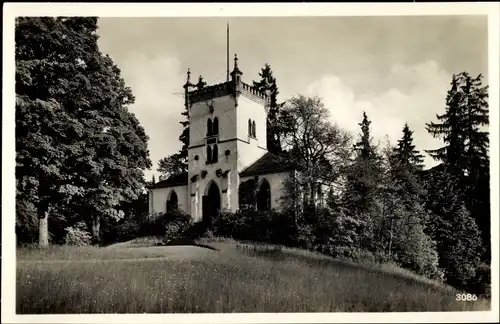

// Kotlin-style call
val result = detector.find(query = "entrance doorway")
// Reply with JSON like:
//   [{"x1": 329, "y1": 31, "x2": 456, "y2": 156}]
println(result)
[{"x1": 202, "y1": 181, "x2": 221, "y2": 226}]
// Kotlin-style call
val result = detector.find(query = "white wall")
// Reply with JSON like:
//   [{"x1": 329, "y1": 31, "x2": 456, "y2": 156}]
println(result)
[
  {"x1": 150, "y1": 184, "x2": 189, "y2": 214},
  {"x1": 235, "y1": 95, "x2": 268, "y2": 171},
  {"x1": 189, "y1": 95, "x2": 237, "y2": 147},
  {"x1": 240, "y1": 171, "x2": 292, "y2": 211}
]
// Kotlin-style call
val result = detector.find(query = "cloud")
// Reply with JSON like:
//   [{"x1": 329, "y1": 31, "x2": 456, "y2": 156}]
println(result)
[
  {"x1": 118, "y1": 53, "x2": 187, "y2": 180},
  {"x1": 305, "y1": 60, "x2": 452, "y2": 168}
]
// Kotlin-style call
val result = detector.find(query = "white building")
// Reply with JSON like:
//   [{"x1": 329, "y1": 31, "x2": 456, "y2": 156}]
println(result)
[{"x1": 147, "y1": 55, "x2": 297, "y2": 224}]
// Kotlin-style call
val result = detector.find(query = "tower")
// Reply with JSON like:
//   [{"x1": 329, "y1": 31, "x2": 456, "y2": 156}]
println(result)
[{"x1": 185, "y1": 55, "x2": 270, "y2": 223}]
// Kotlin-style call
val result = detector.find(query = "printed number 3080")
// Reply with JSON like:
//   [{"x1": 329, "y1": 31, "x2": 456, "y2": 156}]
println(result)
[{"x1": 456, "y1": 294, "x2": 478, "y2": 301}]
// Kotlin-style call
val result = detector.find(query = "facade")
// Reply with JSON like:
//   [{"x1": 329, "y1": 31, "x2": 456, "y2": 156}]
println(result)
[{"x1": 147, "y1": 55, "x2": 296, "y2": 223}]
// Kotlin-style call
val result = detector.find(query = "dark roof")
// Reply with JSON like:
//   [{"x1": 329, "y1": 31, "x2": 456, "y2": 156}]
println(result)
[
  {"x1": 147, "y1": 172, "x2": 188, "y2": 189},
  {"x1": 239, "y1": 152, "x2": 295, "y2": 177}
]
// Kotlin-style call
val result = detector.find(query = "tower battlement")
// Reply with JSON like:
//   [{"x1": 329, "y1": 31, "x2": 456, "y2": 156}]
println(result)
[{"x1": 188, "y1": 81, "x2": 268, "y2": 106}]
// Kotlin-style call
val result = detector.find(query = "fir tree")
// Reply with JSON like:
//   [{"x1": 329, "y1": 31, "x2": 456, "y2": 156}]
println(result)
[
  {"x1": 253, "y1": 63, "x2": 284, "y2": 154},
  {"x1": 342, "y1": 112, "x2": 383, "y2": 251},
  {"x1": 394, "y1": 123, "x2": 424, "y2": 171},
  {"x1": 426, "y1": 72, "x2": 490, "y2": 262},
  {"x1": 390, "y1": 123, "x2": 426, "y2": 207}
]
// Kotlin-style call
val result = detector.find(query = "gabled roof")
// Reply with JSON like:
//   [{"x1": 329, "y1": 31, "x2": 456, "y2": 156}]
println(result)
[
  {"x1": 147, "y1": 172, "x2": 188, "y2": 189},
  {"x1": 239, "y1": 152, "x2": 295, "y2": 177}
]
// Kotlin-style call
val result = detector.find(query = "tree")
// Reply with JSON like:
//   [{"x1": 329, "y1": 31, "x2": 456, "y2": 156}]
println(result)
[
  {"x1": 253, "y1": 64, "x2": 285, "y2": 154},
  {"x1": 390, "y1": 123, "x2": 426, "y2": 207},
  {"x1": 157, "y1": 153, "x2": 188, "y2": 181},
  {"x1": 15, "y1": 17, "x2": 151, "y2": 246},
  {"x1": 280, "y1": 95, "x2": 352, "y2": 207},
  {"x1": 426, "y1": 72, "x2": 490, "y2": 261},
  {"x1": 343, "y1": 112, "x2": 383, "y2": 216},
  {"x1": 341, "y1": 112, "x2": 385, "y2": 252},
  {"x1": 379, "y1": 130, "x2": 440, "y2": 278},
  {"x1": 424, "y1": 169, "x2": 482, "y2": 289},
  {"x1": 156, "y1": 76, "x2": 208, "y2": 180}
]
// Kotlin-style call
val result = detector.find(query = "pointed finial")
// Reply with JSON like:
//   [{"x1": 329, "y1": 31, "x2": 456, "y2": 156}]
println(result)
[
  {"x1": 197, "y1": 75, "x2": 206, "y2": 89},
  {"x1": 184, "y1": 68, "x2": 194, "y2": 89},
  {"x1": 230, "y1": 53, "x2": 242, "y2": 81}
]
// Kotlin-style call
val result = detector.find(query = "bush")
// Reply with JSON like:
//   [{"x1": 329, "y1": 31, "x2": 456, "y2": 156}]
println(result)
[
  {"x1": 468, "y1": 263, "x2": 491, "y2": 298},
  {"x1": 116, "y1": 219, "x2": 141, "y2": 242},
  {"x1": 64, "y1": 222, "x2": 92, "y2": 246},
  {"x1": 211, "y1": 207, "x2": 297, "y2": 245},
  {"x1": 162, "y1": 209, "x2": 192, "y2": 243},
  {"x1": 392, "y1": 221, "x2": 444, "y2": 281},
  {"x1": 211, "y1": 209, "x2": 243, "y2": 238}
]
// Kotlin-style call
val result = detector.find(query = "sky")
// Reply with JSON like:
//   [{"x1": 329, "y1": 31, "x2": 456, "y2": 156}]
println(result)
[{"x1": 95, "y1": 16, "x2": 488, "y2": 181}]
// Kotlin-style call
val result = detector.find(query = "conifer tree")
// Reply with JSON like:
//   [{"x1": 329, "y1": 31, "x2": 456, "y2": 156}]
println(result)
[
  {"x1": 391, "y1": 123, "x2": 426, "y2": 206},
  {"x1": 426, "y1": 72, "x2": 490, "y2": 261},
  {"x1": 380, "y1": 126, "x2": 440, "y2": 278},
  {"x1": 342, "y1": 112, "x2": 383, "y2": 251},
  {"x1": 253, "y1": 63, "x2": 284, "y2": 154}
]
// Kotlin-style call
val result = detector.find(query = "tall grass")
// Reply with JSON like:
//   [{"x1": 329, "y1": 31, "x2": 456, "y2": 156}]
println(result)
[{"x1": 16, "y1": 243, "x2": 489, "y2": 314}]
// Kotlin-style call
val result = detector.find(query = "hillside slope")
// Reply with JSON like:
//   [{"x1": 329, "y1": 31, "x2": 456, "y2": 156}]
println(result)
[{"x1": 16, "y1": 240, "x2": 489, "y2": 313}]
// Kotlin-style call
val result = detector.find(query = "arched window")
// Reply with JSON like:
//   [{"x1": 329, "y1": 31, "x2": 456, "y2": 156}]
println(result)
[
  {"x1": 248, "y1": 119, "x2": 252, "y2": 136},
  {"x1": 252, "y1": 121, "x2": 256, "y2": 137},
  {"x1": 167, "y1": 190, "x2": 178, "y2": 213},
  {"x1": 212, "y1": 144, "x2": 219, "y2": 163},
  {"x1": 213, "y1": 117, "x2": 219, "y2": 135},
  {"x1": 206, "y1": 145, "x2": 212, "y2": 163},
  {"x1": 257, "y1": 179, "x2": 271, "y2": 211},
  {"x1": 207, "y1": 118, "x2": 213, "y2": 136}
]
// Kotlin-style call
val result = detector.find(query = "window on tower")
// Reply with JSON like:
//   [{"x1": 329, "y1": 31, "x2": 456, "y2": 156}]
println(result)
[
  {"x1": 206, "y1": 144, "x2": 218, "y2": 164},
  {"x1": 213, "y1": 117, "x2": 219, "y2": 135},
  {"x1": 212, "y1": 144, "x2": 219, "y2": 163},
  {"x1": 206, "y1": 145, "x2": 212, "y2": 163},
  {"x1": 248, "y1": 119, "x2": 252, "y2": 137},
  {"x1": 207, "y1": 118, "x2": 213, "y2": 136},
  {"x1": 252, "y1": 121, "x2": 256, "y2": 137}
]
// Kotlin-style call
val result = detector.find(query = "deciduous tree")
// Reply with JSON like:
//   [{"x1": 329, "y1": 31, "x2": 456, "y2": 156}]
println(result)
[{"x1": 15, "y1": 17, "x2": 151, "y2": 246}]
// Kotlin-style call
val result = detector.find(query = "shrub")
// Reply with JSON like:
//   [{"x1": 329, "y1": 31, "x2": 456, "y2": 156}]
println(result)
[
  {"x1": 211, "y1": 207, "x2": 297, "y2": 245},
  {"x1": 391, "y1": 220, "x2": 444, "y2": 281},
  {"x1": 140, "y1": 212, "x2": 168, "y2": 237},
  {"x1": 116, "y1": 219, "x2": 141, "y2": 242},
  {"x1": 64, "y1": 222, "x2": 92, "y2": 246},
  {"x1": 211, "y1": 209, "x2": 242, "y2": 238},
  {"x1": 468, "y1": 263, "x2": 491, "y2": 298},
  {"x1": 162, "y1": 209, "x2": 192, "y2": 243}
]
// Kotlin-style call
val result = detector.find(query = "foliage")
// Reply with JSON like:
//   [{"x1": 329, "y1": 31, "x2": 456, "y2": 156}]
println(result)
[
  {"x1": 341, "y1": 112, "x2": 384, "y2": 251},
  {"x1": 115, "y1": 219, "x2": 141, "y2": 243},
  {"x1": 280, "y1": 95, "x2": 352, "y2": 207},
  {"x1": 15, "y1": 17, "x2": 151, "y2": 246},
  {"x1": 162, "y1": 209, "x2": 192, "y2": 243},
  {"x1": 157, "y1": 153, "x2": 188, "y2": 181},
  {"x1": 252, "y1": 63, "x2": 285, "y2": 154},
  {"x1": 425, "y1": 72, "x2": 490, "y2": 262},
  {"x1": 64, "y1": 222, "x2": 92, "y2": 246}
]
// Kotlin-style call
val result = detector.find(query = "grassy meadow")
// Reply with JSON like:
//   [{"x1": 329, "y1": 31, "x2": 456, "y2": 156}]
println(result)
[{"x1": 16, "y1": 237, "x2": 490, "y2": 313}]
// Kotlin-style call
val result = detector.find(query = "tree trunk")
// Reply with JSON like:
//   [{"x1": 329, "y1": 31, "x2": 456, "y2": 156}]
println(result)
[
  {"x1": 38, "y1": 207, "x2": 50, "y2": 248},
  {"x1": 388, "y1": 218, "x2": 394, "y2": 262},
  {"x1": 92, "y1": 215, "x2": 101, "y2": 246}
]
